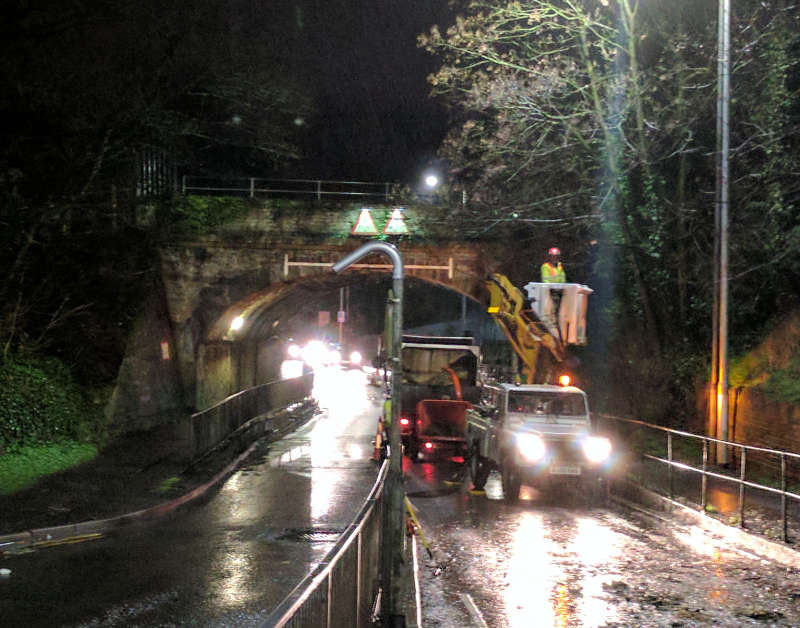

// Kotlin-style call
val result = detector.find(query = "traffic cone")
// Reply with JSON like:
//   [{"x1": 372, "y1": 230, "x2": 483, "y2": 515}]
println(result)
[{"x1": 372, "y1": 422, "x2": 384, "y2": 461}]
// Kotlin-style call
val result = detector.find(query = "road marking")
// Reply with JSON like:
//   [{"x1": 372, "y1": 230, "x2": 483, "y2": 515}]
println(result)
[
  {"x1": 412, "y1": 536, "x2": 423, "y2": 627},
  {"x1": 459, "y1": 592, "x2": 489, "y2": 628}
]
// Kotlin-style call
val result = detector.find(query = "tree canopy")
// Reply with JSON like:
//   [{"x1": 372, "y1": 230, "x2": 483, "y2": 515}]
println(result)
[
  {"x1": 0, "y1": 0, "x2": 313, "y2": 374},
  {"x1": 420, "y1": 0, "x2": 800, "y2": 350}
]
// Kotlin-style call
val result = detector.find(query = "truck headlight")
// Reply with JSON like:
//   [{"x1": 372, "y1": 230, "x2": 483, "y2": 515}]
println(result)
[
  {"x1": 583, "y1": 436, "x2": 612, "y2": 463},
  {"x1": 517, "y1": 433, "x2": 546, "y2": 463}
]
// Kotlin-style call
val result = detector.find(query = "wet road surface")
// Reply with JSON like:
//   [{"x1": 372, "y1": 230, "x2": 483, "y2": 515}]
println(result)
[
  {"x1": 0, "y1": 368, "x2": 381, "y2": 627},
  {"x1": 406, "y1": 461, "x2": 800, "y2": 627}
]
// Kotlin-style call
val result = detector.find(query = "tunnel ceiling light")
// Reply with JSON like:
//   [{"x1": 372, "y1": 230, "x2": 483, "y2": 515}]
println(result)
[
  {"x1": 383, "y1": 207, "x2": 409, "y2": 235},
  {"x1": 351, "y1": 208, "x2": 379, "y2": 236},
  {"x1": 230, "y1": 315, "x2": 245, "y2": 332}
]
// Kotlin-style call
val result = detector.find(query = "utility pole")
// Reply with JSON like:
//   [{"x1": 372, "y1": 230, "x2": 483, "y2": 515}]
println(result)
[
  {"x1": 332, "y1": 241, "x2": 405, "y2": 626},
  {"x1": 712, "y1": 0, "x2": 731, "y2": 464}
]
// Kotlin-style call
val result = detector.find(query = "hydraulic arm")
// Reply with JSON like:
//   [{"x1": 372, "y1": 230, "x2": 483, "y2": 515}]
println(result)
[{"x1": 485, "y1": 273, "x2": 565, "y2": 384}]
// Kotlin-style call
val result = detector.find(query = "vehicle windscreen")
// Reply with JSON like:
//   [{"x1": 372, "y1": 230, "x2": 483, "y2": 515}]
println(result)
[{"x1": 507, "y1": 391, "x2": 586, "y2": 417}]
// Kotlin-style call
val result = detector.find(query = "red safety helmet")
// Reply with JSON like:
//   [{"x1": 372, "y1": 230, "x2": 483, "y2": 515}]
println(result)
[{"x1": 548, "y1": 247, "x2": 561, "y2": 257}]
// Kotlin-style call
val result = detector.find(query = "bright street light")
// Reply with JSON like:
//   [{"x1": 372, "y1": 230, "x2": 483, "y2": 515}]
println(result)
[
  {"x1": 230, "y1": 315, "x2": 244, "y2": 332},
  {"x1": 424, "y1": 173, "x2": 439, "y2": 188}
]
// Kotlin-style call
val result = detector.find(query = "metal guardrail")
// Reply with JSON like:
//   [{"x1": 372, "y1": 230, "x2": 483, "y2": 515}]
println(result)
[
  {"x1": 190, "y1": 372, "x2": 314, "y2": 458},
  {"x1": 598, "y1": 413, "x2": 800, "y2": 543},
  {"x1": 182, "y1": 176, "x2": 397, "y2": 201},
  {"x1": 262, "y1": 460, "x2": 389, "y2": 627}
]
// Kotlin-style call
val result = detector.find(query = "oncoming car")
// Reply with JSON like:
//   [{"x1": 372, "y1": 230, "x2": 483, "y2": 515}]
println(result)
[
  {"x1": 339, "y1": 347, "x2": 364, "y2": 370},
  {"x1": 465, "y1": 381, "x2": 613, "y2": 502}
]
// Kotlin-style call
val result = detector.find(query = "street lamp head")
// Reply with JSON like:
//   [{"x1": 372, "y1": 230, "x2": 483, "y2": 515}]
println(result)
[{"x1": 424, "y1": 174, "x2": 439, "y2": 189}]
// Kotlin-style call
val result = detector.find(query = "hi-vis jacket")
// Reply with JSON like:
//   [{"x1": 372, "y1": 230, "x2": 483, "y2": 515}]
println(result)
[{"x1": 541, "y1": 261, "x2": 566, "y2": 283}]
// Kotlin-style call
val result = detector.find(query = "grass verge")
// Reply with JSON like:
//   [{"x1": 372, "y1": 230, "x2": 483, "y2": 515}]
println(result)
[{"x1": 0, "y1": 441, "x2": 98, "y2": 495}]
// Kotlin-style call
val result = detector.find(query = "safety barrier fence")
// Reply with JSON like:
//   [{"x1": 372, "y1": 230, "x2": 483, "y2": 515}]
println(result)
[
  {"x1": 597, "y1": 413, "x2": 800, "y2": 543},
  {"x1": 190, "y1": 372, "x2": 314, "y2": 459},
  {"x1": 262, "y1": 460, "x2": 388, "y2": 627},
  {"x1": 182, "y1": 176, "x2": 397, "y2": 201}
]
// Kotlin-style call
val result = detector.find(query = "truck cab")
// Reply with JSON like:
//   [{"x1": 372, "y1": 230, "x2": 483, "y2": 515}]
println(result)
[{"x1": 465, "y1": 381, "x2": 612, "y2": 501}]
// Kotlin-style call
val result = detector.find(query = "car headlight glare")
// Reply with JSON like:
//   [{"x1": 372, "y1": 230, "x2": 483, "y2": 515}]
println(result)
[
  {"x1": 350, "y1": 350, "x2": 362, "y2": 365},
  {"x1": 583, "y1": 436, "x2": 612, "y2": 463},
  {"x1": 517, "y1": 433, "x2": 546, "y2": 462}
]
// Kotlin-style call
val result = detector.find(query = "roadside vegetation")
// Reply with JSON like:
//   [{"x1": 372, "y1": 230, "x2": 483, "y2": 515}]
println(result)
[
  {"x1": 0, "y1": 0, "x2": 798, "y2": 495},
  {"x1": 419, "y1": 0, "x2": 800, "y2": 424},
  {"x1": 0, "y1": 442, "x2": 98, "y2": 495},
  {"x1": 0, "y1": 3, "x2": 313, "y2": 491},
  {"x1": 0, "y1": 356, "x2": 106, "y2": 494}
]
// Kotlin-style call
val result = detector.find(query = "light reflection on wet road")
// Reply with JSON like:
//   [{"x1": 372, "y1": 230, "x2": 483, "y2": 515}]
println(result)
[
  {"x1": 406, "y1": 461, "x2": 800, "y2": 627},
  {"x1": 0, "y1": 368, "x2": 381, "y2": 627}
]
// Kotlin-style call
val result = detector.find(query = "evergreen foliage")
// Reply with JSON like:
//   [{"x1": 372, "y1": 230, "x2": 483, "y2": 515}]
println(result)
[
  {"x1": 420, "y1": 0, "x2": 800, "y2": 421},
  {"x1": 761, "y1": 357, "x2": 800, "y2": 404},
  {"x1": 0, "y1": 356, "x2": 105, "y2": 451},
  {"x1": 168, "y1": 196, "x2": 255, "y2": 233}
]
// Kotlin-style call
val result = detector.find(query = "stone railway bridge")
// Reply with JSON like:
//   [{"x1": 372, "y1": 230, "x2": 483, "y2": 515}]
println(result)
[{"x1": 109, "y1": 199, "x2": 518, "y2": 432}]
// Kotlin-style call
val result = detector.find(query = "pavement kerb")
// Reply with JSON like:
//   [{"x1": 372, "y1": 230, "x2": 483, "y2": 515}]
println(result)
[
  {"x1": 610, "y1": 478, "x2": 800, "y2": 568},
  {"x1": 0, "y1": 399, "x2": 318, "y2": 554}
]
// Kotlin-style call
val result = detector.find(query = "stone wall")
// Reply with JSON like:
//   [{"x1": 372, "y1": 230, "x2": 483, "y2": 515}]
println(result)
[
  {"x1": 108, "y1": 198, "x2": 510, "y2": 429},
  {"x1": 697, "y1": 311, "x2": 800, "y2": 474},
  {"x1": 105, "y1": 283, "x2": 185, "y2": 433},
  {"x1": 730, "y1": 388, "x2": 800, "y2": 454}
]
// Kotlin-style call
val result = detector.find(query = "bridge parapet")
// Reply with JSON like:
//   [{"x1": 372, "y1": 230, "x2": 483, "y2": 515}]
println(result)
[{"x1": 110, "y1": 197, "x2": 509, "y2": 426}]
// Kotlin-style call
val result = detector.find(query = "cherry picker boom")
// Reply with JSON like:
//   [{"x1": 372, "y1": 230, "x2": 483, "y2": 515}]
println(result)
[
  {"x1": 485, "y1": 273, "x2": 592, "y2": 384},
  {"x1": 467, "y1": 273, "x2": 610, "y2": 502}
]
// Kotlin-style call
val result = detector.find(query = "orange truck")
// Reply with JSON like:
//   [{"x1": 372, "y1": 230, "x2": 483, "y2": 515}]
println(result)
[{"x1": 396, "y1": 335, "x2": 481, "y2": 461}]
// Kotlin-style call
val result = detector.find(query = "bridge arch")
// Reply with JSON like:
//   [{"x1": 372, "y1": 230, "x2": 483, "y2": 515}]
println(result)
[
  {"x1": 192, "y1": 264, "x2": 495, "y2": 410},
  {"x1": 109, "y1": 200, "x2": 523, "y2": 430}
]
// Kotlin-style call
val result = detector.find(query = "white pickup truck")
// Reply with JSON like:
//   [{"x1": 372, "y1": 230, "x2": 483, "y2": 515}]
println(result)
[{"x1": 465, "y1": 381, "x2": 612, "y2": 502}]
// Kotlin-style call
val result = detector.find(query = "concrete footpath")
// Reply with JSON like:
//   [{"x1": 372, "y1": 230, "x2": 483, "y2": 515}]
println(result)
[
  {"x1": 0, "y1": 399, "x2": 318, "y2": 553},
  {"x1": 611, "y1": 478, "x2": 800, "y2": 568}
]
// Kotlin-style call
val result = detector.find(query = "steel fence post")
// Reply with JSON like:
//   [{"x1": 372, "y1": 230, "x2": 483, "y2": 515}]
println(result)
[
  {"x1": 356, "y1": 530, "x2": 362, "y2": 628},
  {"x1": 781, "y1": 453, "x2": 788, "y2": 543},
  {"x1": 326, "y1": 570, "x2": 332, "y2": 628},
  {"x1": 332, "y1": 242, "x2": 405, "y2": 626},
  {"x1": 667, "y1": 432, "x2": 673, "y2": 502},
  {"x1": 738, "y1": 448, "x2": 746, "y2": 528},
  {"x1": 701, "y1": 439, "x2": 708, "y2": 511}
]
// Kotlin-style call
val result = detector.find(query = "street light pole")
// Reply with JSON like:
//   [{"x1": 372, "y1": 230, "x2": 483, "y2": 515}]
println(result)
[
  {"x1": 713, "y1": 0, "x2": 731, "y2": 463},
  {"x1": 332, "y1": 241, "x2": 405, "y2": 626}
]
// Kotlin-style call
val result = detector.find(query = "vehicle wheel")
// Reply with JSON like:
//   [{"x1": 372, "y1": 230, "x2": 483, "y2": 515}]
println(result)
[
  {"x1": 502, "y1": 463, "x2": 521, "y2": 503},
  {"x1": 405, "y1": 439, "x2": 419, "y2": 462},
  {"x1": 469, "y1": 445, "x2": 490, "y2": 490}
]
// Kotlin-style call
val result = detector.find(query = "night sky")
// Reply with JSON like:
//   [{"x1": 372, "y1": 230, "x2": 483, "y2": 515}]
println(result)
[{"x1": 284, "y1": 0, "x2": 456, "y2": 182}]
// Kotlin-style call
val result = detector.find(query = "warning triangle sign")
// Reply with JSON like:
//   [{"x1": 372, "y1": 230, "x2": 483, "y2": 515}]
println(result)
[
  {"x1": 383, "y1": 208, "x2": 409, "y2": 235},
  {"x1": 350, "y1": 208, "x2": 379, "y2": 236}
]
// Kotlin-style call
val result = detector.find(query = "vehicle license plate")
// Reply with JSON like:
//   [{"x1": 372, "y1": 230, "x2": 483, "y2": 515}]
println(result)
[{"x1": 549, "y1": 465, "x2": 581, "y2": 475}]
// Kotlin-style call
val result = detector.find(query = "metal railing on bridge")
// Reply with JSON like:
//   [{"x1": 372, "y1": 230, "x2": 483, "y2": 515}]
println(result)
[
  {"x1": 597, "y1": 413, "x2": 800, "y2": 544},
  {"x1": 182, "y1": 176, "x2": 398, "y2": 202},
  {"x1": 262, "y1": 460, "x2": 388, "y2": 627}
]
